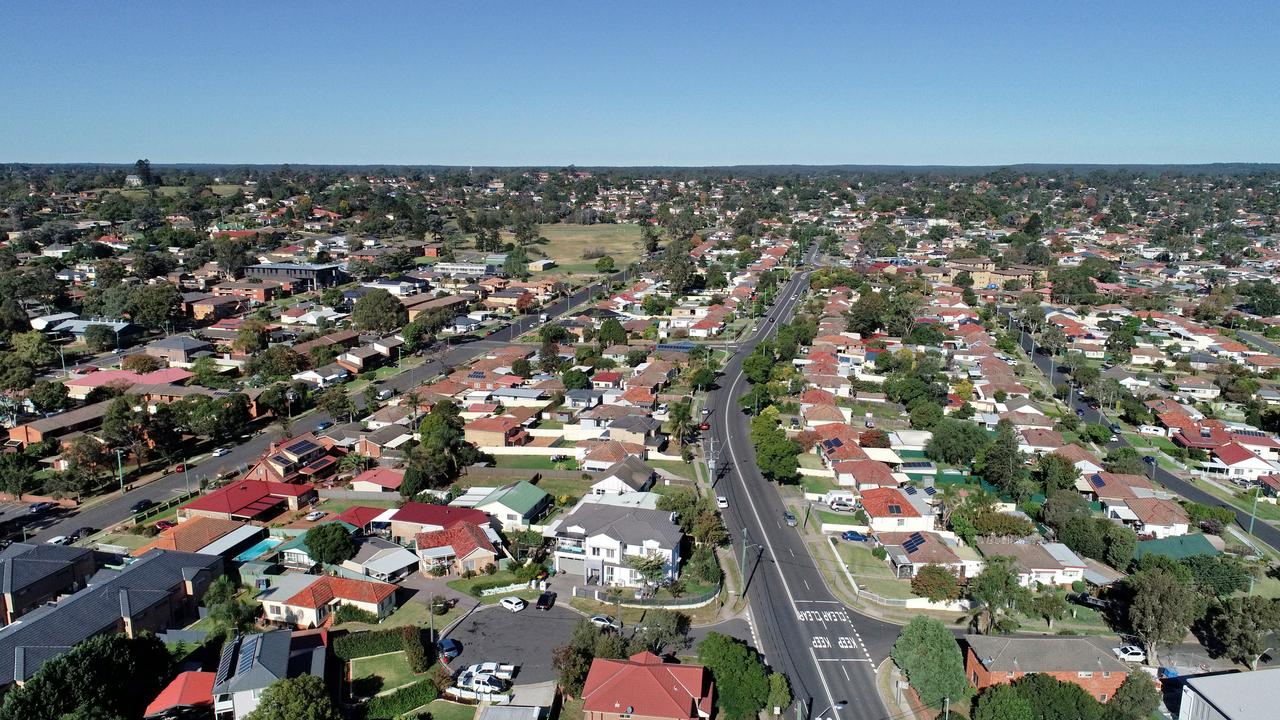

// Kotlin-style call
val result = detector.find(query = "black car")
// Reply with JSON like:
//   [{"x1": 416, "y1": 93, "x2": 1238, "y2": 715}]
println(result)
[
  {"x1": 129, "y1": 499, "x2": 155, "y2": 514},
  {"x1": 436, "y1": 638, "x2": 462, "y2": 661},
  {"x1": 536, "y1": 591, "x2": 557, "y2": 610},
  {"x1": 71, "y1": 526, "x2": 96, "y2": 541},
  {"x1": 1068, "y1": 592, "x2": 1111, "y2": 612},
  {"x1": 28, "y1": 502, "x2": 55, "y2": 514},
  {"x1": 1142, "y1": 455, "x2": 1156, "y2": 465}
]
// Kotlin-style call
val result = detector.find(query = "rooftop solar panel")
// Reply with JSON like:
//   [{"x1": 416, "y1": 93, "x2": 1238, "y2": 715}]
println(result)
[
  {"x1": 924, "y1": 487, "x2": 937, "y2": 495},
  {"x1": 284, "y1": 439, "x2": 318, "y2": 455}
]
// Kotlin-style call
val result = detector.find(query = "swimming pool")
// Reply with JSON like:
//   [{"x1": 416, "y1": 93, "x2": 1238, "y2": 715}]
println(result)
[{"x1": 233, "y1": 537, "x2": 283, "y2": 563}]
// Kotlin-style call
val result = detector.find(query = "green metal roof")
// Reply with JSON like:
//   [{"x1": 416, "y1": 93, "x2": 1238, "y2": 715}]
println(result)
[
  {"x1": 480, "y1": 480, "x2": 550, "y2": 516},
  {"x1": 1133, "y1": 533, "x2": 1219, "y2": 561}
]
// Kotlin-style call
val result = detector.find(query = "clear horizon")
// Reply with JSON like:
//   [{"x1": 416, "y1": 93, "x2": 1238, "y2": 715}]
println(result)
[{"x1": 4, "y1": 1, "x2": 1277, "y2": 166}]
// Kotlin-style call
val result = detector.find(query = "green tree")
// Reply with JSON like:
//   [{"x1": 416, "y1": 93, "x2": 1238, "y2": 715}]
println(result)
[
  {"x1": 1103, "y1": 447, "x2": 1146, "y2": 476},
  {"x1": 925, "y1": 418, "x2": 991, "y2": 467},
  {"x1": 84, "y1": 324, "x2": 118, "y2": 351},
  {"x1": 1036, "y1": 453, "x2": 1079, "y2": 492},
  {"x1": 1183, "y1": 554, "x2": 1251, "y2": 596},
  {"x1": 1206, "y1": 596, "x2": 1280, "y2": 668},
  {"x1": 244, "y1": 674, "x2": 340, "y2": 720},
  {"x1": 303, "y1": 523, "x2": 356, "y2": 565},
  {"x1": 978, "y1": 419, "x2": 1029, "y2": 498},
  {"x1": 909, "y1": 401, "x2": 944, "y2": 430},
  {"x1": 1106, "y1": 671, "x2": 1161, "y2": 720},
  {"x1": 1013, "y1": 673, "x2": 1102, "y2": 720},
  {"x1": 766, "y1": 673, "x2": 792, "y2": 715},
  {"x1": 628, "y1": 609, "x2": 691, "y2": 655},
  {"x1": 595, "y1": 256, "x2": 616, "y2": 273},
  {"x1": 966, "y1": 555, "x2": 1026, "y2": 634},
  {"x1": 203, "y1": 576, "x2": 258, "y2": 640},
  {"x1": 1126, "y1": 568, "x2": 1196, "y2": 666},
  {"x1": 130, "y1": 282, "x2": 182, "y2": 329},
  {"x1": 0, "y1": 633, "x2": 172, "y2": 720},
  {"x1": 562, "y1": 368, "x2": 590, "y2": 390},
  {"x1": 315, "y1": 386, "x2": 354, "y2": 422},
  {"x1": 351, "y1": 289, "x2": 407, "y2": 332},
  {"x1": 597, "y1": 318, "x2": 627, "y2": 346},
  {"x1": 972, "y1": 684, "x2": 1033, "y2": 720},
  {"x1": 11, "y1": 331, "x2": 57, "y2": 367},
  {"x1": 668, "y1": 399, "x2": 694, "y2": 446},
  {"x1": 697, "y1": 633, "x2": 769, "y2": 720},
  {"x1": 248, "y1": 346, "x2": 307, "y2": 379},
  {"x1": 1030, "y1": 591, "x2": 1069, "y2": 629},
  {"x1": 234, "y1": 316, "x2": 271, "y2": 353},
  {"x1": 890, "y1": 617, "x2": 970, "y2": 709},
  {"x1": 911, "y1": 564, "x2": 961, "y2": 602},
  {"x1": 28, "y1": 380, "x2": 70, "y2": 413}
]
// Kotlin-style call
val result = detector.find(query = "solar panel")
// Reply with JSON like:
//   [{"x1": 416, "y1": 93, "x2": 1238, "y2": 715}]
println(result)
[
  {"x1": 285, "y1": 439, "x2": 318, "y2": 455},
  {"x1": 1092, "y1": 474, "x2": 1107, "y2": 488},
  {"x1": 904, "y1": 486, "x2": 918, "y2": 495},
  {"x1": 924, "y1": 487, "x2": 937, "y2": 496},
  {"x1": 237, "y1": 634, "x2": 260, "y2": 675},
  {"x1": 1235, "y1": 429, "x2": 1266, "y2": 438},
  {"x1": 908, "y1": 532, "x2": 925, "y2": 544},
  {"x1": 468, "y1": 370, "x2": 486, "y2": 379}
]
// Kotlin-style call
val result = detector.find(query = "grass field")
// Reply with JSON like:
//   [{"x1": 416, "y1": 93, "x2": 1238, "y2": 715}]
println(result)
[
  {"x1": 497, "y1": 224, "x2": 643, "y2": 274},
  {"x1": 105, "y1": 184, "x2": 243, "y2": 200},
  {"x1": 350, "y1": 651, "x2": 418, "y2": 696},
  {"x1": 838, "y1": 542, "x2": 915, "y2": 599},
  {"x1": 530, "y1": 474, "x2": 594, "y2": 500},
  {"x1": 494, "y1": 455, "x2": 579, "y2": 471},
  {"x1": 424, "y1": 701, "x2": 476, "y2": 720}
]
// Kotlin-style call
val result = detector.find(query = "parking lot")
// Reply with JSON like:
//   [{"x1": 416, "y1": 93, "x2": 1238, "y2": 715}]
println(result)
[{"x1": 441, "y1": 602, "x2": 580, "y2": 684}]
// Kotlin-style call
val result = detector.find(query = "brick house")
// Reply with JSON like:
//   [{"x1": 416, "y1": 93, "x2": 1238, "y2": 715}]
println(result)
[
  {"x1": 581, "y1": 651, "x2": 714, "y2": 720},
  {"x1": 964, "y1": 636, "x2": 1129, "y2": 703},
  {"x1": 463, "y1": 416, "x2": 530, "y2": 447},
  {"x1": 415, "y1": 520, "x2": 498, "y2": 575}
]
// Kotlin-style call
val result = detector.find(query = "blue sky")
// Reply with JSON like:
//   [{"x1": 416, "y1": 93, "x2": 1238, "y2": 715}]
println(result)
[{"x1": 2, "y1": 1, "x2": 1277, "y2": 165}]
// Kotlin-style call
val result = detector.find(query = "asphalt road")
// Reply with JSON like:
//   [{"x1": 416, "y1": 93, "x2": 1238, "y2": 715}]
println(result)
[
  {"x1": 27, "y1": 275, "x2": 619, "y2": 544},
  {"x1": 1237, "y1": 329, "x2": 1280, "y2": 357},
  {"x1": 709, "y1": 251, "x2": 901, "y2": 720},
  {"x1": 1002, "y1": 310, "x2": 1280, "y2": 554}
]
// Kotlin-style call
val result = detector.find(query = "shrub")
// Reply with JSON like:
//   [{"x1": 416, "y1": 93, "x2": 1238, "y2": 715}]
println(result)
[
  {"x1": 333, "y1": 604, "x2": 381, "y2": 626},
  {"x1": 365, "y1": 680, "x2": 439, "y2": 720},
  {"x1": 483, "y1": 562, "x2": 497, "y2": 575},
  {"x1": 461, "y1": 569, "x2": 476, "y2": 580},
  {"x1": 334, "y1": 628, "x2": 405, "y2": 660},
  {"x1": 513, "y1": 562, "x2": 546, "y2": 583},
  {"x1": 429, "y1": 564, "x2": 447, "y2": 577},
  {"x1": 430, "y1": 594, "x2": 450, "y2": 616},
  {"x1": 401, "y1": 626, "x2": 430, "y2": 673},
  {"x1": 872, "y1": 546, "x2": 887, "y2": 560}
]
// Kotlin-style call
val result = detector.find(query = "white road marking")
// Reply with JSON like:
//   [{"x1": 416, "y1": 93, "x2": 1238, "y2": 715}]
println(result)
[{"x1": 803, "y1": 579, "x2": 810, "y2": 590}]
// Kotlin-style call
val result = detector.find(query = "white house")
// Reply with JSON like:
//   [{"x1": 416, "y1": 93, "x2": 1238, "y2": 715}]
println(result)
[
  {"x1": 1202, "y1": 443, "x2": 1280, "y2": 483},
  {"x1": 860, "y1": 488, "x2": 935, "y2": 533},
  {"x1": 212, "y1": 632, "x2": 326, "y2": 720},
  {"x1": 589, "y1": 456, "x2": 656, "y2": 495},
  {"x1": 257, "y1": 574, "x2": 397, "y2": 628},
  {"x1": 546, "y1": 504, "x2": 682, "y2": 588},
  {"x1": 1124, "y1": 498, "x2": 1190, "y2": 539},
  {"x1": 976, "y1": 541, "x2": 1085, "y2": 588}
]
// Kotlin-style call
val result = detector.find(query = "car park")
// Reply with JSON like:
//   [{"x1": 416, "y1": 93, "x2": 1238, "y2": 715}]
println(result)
[
  {"x1": 717, "y1": 496, "x2": 729, "y2": 509},
  {"x1": 840, "y1": 530, "x2": 868, "y2": 542},
  {"x1": 783, "y1": 511, "x2": 798, "y2": 527},
  {"x1": 590, "y1": 615, "x2": 622, "y2": 631},
  {"x1": 1113, "y1": 645, "x2": 1146, "y2": 663},
  {"x1": 304, "y1": 510, "x2": 326, "y2": 522},
  {"x1": 500, "y1": 597, "x2": 526, "y2": 613},
  {"x1": 536, "y1": 591, "x2": 556, "y2": 610},
  {"x1": 129, "y1": 499, "x2": 155, "y2": 514}
]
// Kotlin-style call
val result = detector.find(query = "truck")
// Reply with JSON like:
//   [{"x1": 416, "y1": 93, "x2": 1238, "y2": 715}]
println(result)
[
  {"x1": 461, "y1": 662, "x2": 516, "y2": 680},
  {"x1": 538, "y1": 312, "x2": 549, "y2": 323}
]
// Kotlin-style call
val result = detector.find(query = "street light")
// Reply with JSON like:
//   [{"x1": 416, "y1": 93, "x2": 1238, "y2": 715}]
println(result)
[
  {"x1": 814, "y1": 700, "x2": 847, "y2": 720},
  {"x1": 115, "y1": 448, "x2": 126, "y2": 493}
]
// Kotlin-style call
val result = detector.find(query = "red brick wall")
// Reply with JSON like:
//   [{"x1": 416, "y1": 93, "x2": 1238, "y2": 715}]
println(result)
[{"x1": 964, "y1": 648, "x2": 1127, "y2": 702}]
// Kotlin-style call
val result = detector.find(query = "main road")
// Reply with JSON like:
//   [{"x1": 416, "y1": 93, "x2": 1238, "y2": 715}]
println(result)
[
  {"x1": 1003, "y1": 310, "x2": 1280, "y2": 553},
  {"x1": 708, "y1": 251, "x2": 901, "y2": 720},
  {"x1": 27, "y1": 274, "x2": 621, "y2": 543}
]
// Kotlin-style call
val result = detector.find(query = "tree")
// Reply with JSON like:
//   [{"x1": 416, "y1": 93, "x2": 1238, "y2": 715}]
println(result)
[
  {"x1": 554, "y1": 620, "x2": 628, "y2": 695},
  {"x1": 315, "y1": 386, "x2": 354, "y2": 422},
  {"x1": 597, "y1": 318, "x2": 627, "y2": 346},
  {"x1": 925, "y1": 418, "x2": 991, "y2": 467},
  {"x1": 766, "y1": 673, "x2": 791, "y2": 715},
  {"x1": 562, "y1": 368, "x2": 590, "y2": 391},
  {"x1": 1101, "y1": 522, "x2": 1136, "y2": 569},
  {"x1": 303, "y1": 523, "x2": 356, "y2": 565},
  {"x1": 911, "y1": 564, "x2": 960, "y2": 602},
  {"x1": 1206, "y1": 597, "x2": 1280, "y2": 670},
  {"x1": 966, "y1": 556, "x2": 1026, "y2": 634},
  {"x1": 595, "y1": 256, "x2": 616, "y2": 273},
  {"x1": 1103, "y1": 447, "x2": 1146, "y2": 476},
  {"x1": 244, "y1": 675, "x2": 340, "y2": 720},
  {"x1": 909, "y1": 401, "x2": 944, "y2": 430},
  {"x1": 351, "y1": 289, "x2": 407, "y2": 332},
  {"x1": 1042, "y1": 489, "x2": 1090, "y2": 530},
  {"x1": 121, "y1": 353, "x2": 163, "y2": 373},
  {"x1": 624, "y1": 553, "x2": 667, "y2": 586},
  {"x1": 1183, "y1": 554, "x2": 1251, "y2": 596},
  {"x1": 1107, "y1": 671, "x2": 1161, "y2": 720},
  {"x1": 668, "y1": 400, "x2": 694, "y2": 446},
  {"x1": 204, "y1": 576, "x2": 257, "y2": 640},
  {"x1": 972, "y1": 684, "x2": 1033, "y2": 720},
  {"x1": 978, "y1": 419, "x2": 1028, "y2": 497},
  {"x1": 1030, "y1": 592, "x2": 1069, "y2": 629},
  {"x1": 0, "y1": 633, "x2": 172, "y2": 720},
  {"x1": 1037, "y1": 453, "x2": 1079, "y2": 492},
  {"x1": 84, "y1": 324, "x2": 118, "y2": 351},
  {"x1": 1011, "y1": 673, "x2": 1102, "y2": 720},
  {"x1": 698, "y1": 633, "x2": 769, "y2": 720},
  {"x1": 689, "y1": 367, "x2": 716, "y2": 392},
  {"x1": 11, "y1": 331, "x2": 57, "y2": 367},
  {"x1": 130, "y1": 282, "x2": 181, "y2": 329},
  {"x1": 845, "y1": 291, "x2": 888, "y2": 336},
  {"x1": 28, "y1": 380, "x2": 70, "y2": 413},
  {"x1": 1126, "y1": 568, "x2": 1196, "y2": 666},
  {"x1": 235, "y1": 316, "x2": 271, "y2": 353},
  {"x1": 890, "y1": 617, "x2": 970, "y2": 709},
  {"x1": 628, "y1": 609, "x2": 691, "y2": 655}
]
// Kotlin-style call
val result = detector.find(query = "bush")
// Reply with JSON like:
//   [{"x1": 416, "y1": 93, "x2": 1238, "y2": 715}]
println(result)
[
  {"x1": 513, "y1": 562, "x2": 546, "y2": 583},
  {"x1": 461, "y1": 569, "x2": 476, "y2": 579},
  {"x1": 872, "y1": 546, "x2": 887, "y2": 560},
  {"x1": 334, "y1": 628, "x2": 405, "y2": 660},
  {"x1": 429, "y1": 564, "x2": 447, "y2": 577},
  {"x1": 333, "y1": 604, "x2": 381, "y2": 626},
  {"x1": 483, "y1": 563, "x2": 497, "y2": 575},
  {"x1": 365, "y1": 680, "x2": 439, "y2": 720},
  {"x1": 430, "y1": 595, "x2": 450, "y2": 616},
  {"x1": 401, "y1": 627, "x2": 430, "y2": 673}
]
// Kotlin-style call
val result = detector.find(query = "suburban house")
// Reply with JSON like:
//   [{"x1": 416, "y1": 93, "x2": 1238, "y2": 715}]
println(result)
[
  {"x1": 964, "y1": 635, "x2": 1129, "y2": 703},
  {"x1": 241, "y1": 434, "x2": 342, "y2": 484},
  {"x1": 590, "y1": 456, "x2": 657, "y2": 495},
  {"x1": 349, "y1": 467, "x2": 405, "y2": 493},
  {"x1": 976, "y1": 541, "x2": 1086, "y2": 587},
  {"x1": 211, "y1": 630, "x2": 328, "y2": 720},
  {"x1": 278, "y1": 523, "x2": 357, "y2": 570},
  {"x1": 471, "y1": 481, "x2": 553, "y2": 530},
  {"x1": 875, "y1": 531, "x2": 984, "y2": 580},
  {"x1": 580, "y1": 651, "x2": 715, "y2": 720},
  {"x1": 388, "y1": 503, "x2": 491, "y2": 545},
  {"x1": 463, "y1": 416, "x2": 531, "y2": 447},
  {"x1": 1178, "y1": 665, "x2": 1280, "y2": 720},
  {"x1": 1201, "y1": 443, "x2": 1279, "y2": 483},
  {"x1": 0, "y1": 543, "x2": 97, "y2": 626},
  {"x1": 144, "y1": 335, "x2": 213, "y2": 366},
  {"x1": 340, "y1": 537, "x2": 421, "y2": 583},
  {"x1": 145, "y1": 670, "x2": 215, "y2": 719},
  {"x1": 548, "y1": 504, "x2": 682, "y2": 587},
  {"x1": 859, "y1": 487, "x2": 935, "y2": 533},
  {"x1": 180, "y1": 480, "x2": 317, "y2": 523},
  {"x1": 1122, "y1": 497, "x2": 1190, "y2": 538},
  {"x1": 415, "y1": 521, "x2": 499, "y2": 575},
  {"x1": 258, "y1": 574, "x2": 397, "y2": 628},
  {"x1": 7, "y1": 399, "x2": 111, "y2": 446}
]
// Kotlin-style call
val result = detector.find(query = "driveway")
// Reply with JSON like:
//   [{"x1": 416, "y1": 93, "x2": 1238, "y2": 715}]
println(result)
[{"x1": 441, "y1": 603, "x2": 580, "y2": 684}]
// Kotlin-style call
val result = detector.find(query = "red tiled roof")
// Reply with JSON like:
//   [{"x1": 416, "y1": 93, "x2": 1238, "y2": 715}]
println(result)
[
  {"x1": 351, "y1": 467, "x2": 404, "y2": 490},
  {"x1": 144, "y1": 671, "x2": 215, "y2": 716},
  {"x1": 335, "y1": 505, "x2": 388, "y2": 530},
  {"x1": 582, "y1": 651, "x2": 714, "y2": 720},
  {"x1": 285, "y1": 575, "x2": 397, "y2": 610},
  {"x1": 391, "y1": 502, "x2": 487, "y2": 529},
  {"x1": 860, "y1": 488, "x2": 919, "y2": 518},
  {"x1": 1213, "y1": 442, "x2": 1260, "y2": 466},
  {"x1": 182, "y1": 480, "x2": 313, "y2": 517},
  {"x1": 416, "y1": 520, "x2": 495, "y2": 560}
]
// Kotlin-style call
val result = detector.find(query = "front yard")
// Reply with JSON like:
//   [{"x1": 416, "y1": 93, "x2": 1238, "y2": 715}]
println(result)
[
  {"x1": 350, "y1": 651, "x2": 419, "y2": 696},
  {"x1": 837, "y1": 541, "x2": 915, "y2": 600}
]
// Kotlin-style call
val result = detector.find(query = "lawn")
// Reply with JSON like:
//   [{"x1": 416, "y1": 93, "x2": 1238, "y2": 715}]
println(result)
[
  {"x1": 1244, "y1": 574, "x2": 1280, "y2": 599},
  {"x1": 350, "y1": 651, "x2": 419, "y2": 697},
  {"x1": 424, "y1": 700, "x2": 476, "y2": 720},
  {"x1": 797, "y1": 453, "x2": 827, "y2": 471},
  {"x1": 445, "y1": 569, "x2": 541, "y2": 604},
  {"x1": 568, "y1": 594, "x2": 724, "y2": 626},
  {"x1": 530, "y1": 474, "x2": 594, "y2": 500},
  {"x1": 314, "y1": 497, "x2": 402, "y2": 516},
  {"x1": 498, "y1": 224, "x2": 643, "y2": 275},
  {"x1": 495, "y1": 455, "x2": 579, "y2": 471},
  {"x1": 556, "y1": 697, "x2": 585, "y2": 720},
  {"x1": 838, "y1": 542, "x2": 914, "y2": 600},
  {"x1": 1189, "y1": 478, "x2": 1280, "y2": 523},
  {"x1": 650, "y1": 459, "x2": 698, "y2": 482},
  {"x1": 799, "y1": 474, "x2": 839, "y2": 495}
]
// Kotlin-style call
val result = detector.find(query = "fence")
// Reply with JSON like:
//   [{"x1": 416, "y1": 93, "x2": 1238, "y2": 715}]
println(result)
[
  {"x1": 319, "y1": 488, "x2": 405, "y2": 501},
  {"x1": 571, "y1": 583, "x2": 721, "y2": 609},
  {"x1": 480, "y1": 582, "x2": 531, "y2": 597}
]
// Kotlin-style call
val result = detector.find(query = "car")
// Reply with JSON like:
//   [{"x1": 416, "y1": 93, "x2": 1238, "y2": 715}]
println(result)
[
  {"x1": 717, "y1": 496, "x2": 729, "y2": 509},
  {"x1": 1068, "y1": 593, "x2": 1111, "y2": 612},
  {"x1": 535, "y1": 591, "x2": 556, "y2": 610},
  {"x1": 500, "y1": 597, "x2": 527, "y2": 613},
  {"x1": 46, "y1": 535, "x2": 70, "y2": 545},
  {"x1": 376, "y1": 389, "x2": 394, "y2": 401},
  {"x1": 1110, "y1": 434, "x2": 1120, "y2": 442},
  {"x1": 456, "y1": 671, "x2": 508, "y2": 693},
  {"x1": 154, "y1": 520, "x2": 177, "y2": 531},
  {"x1": 304, "y1": 511, "x2": 326, "y2": 522},
  {"x1": 129, "y1": 499, "x2": 155, "y2": 514},
  {"x1": 829, "y1": 499, "x2": 855, "y2": 513},
  {"x1": 314, "y1": 421, "x2": 333, "y2": 433},
  {"x1": 864, "y1": 418, "x2": 875, "y2": 428},
  {"x1": 1113, "y1": 645, "x2": 1146, "y2": 663},
  {"x1": 783, "y1": 511, "x2": 798, "y2": 527},
  {"x1": 1109, "y1": 423, "x2": 1122, "y2": 433},
  {"x1": 71, "y1": 526, "x2": 95, "y2": 541},
  {"x1": 212, "y1": 447, "x2": 231, "y2": 457},
  {"x1": 699, "y1": 422, "x2": 711, "y2": 431},
  {"x1": 171, "y1": 463, "x2": 186, "y2": 473},
  {"x1": 436, "y1": 638, "x2": 462, "y2": 661},
  {"x1": 27, "y1": 502, "x2": 55, "y2": 514},
  {"x1": 701, "y1": 408, "x2": 711, "y2": 417},
  {"x1": 590, "y1": 615, "x2": 622, "y2": 631},
  {"x1": 1142, "y1": 455, "x2": 1156, "y2": 465},
  {"x1": 1075, "y1": 408, "x2": 1085, "y2": 417},
  {"x1": 840, "y1": 530, "x2": 868, "y2": 542}
]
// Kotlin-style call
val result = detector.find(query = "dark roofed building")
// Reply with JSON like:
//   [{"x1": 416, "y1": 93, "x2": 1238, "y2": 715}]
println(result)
[
  {"x1": 0, "y1": 543, "x2": 97, "y2": 626},
  {"x1": 213, "y1": 630, "x2": 327, "y2": 720}
]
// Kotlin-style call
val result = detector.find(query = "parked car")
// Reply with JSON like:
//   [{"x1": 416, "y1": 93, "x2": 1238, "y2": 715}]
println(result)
[
  {"x1": 212, "y1": 446, "x2": 231, "y2": 457},
  {"x1": 590, "y1": 615, "x2": 622, "y2": 631},
  {"x1": 376, "y1": 389, "x2": 394, "y2": 401},
  {"x1": 1113, "y1": 645, "x2": 1146, "y2": 663},
  {"x1": 1075, "y1": 408, "x2": 1085, "y2": 417},
  {"x1": 829, "y1": 499, "x2": 856, "y2": 513},
  {"x1": 155, "y1": 520, "x2": 177, "y2": 531},
  {"x1": 1142, "y1": 455, "x2": 1156, "y2": 465},
  {"x1": 699, "y1": 422, "x2": 711, "y2": 431},
  {"x1": 129, "y1": 499, "x2": 155, "y2": 514},
  {"x1": 314, "y1": 420, "x2": 333, "y2": 433},
  {"x1": 71, "y1": 526, "x2": 95, "y2": 541},
  {"x1": 28, "y1": 502, "x2": 55, "y2": 514},
  {"x1": 436, "y1": 638, "x2": 462, "y2": 661},
  {"x1": 535, "y1": 591, "x2": 556, "y2": 610},
  {"x1": 1068, "y1": 592, "x2": 1111, "y2": 612},
  {"x1": 717, "y1": 496, "x2": 729, "y2": 509},
  {"x1": 46, "y1": 535, "x2": 70, "y2": 545},
  {"x1": 304, "y1": 511, "x2": 326, "y2": 522},
  {"x1": 500, "y1": 597, "x2": 527, "y2": 613},
  {"x1": 783, "y1": 511, "x2": 798, "y2": 527},
  {"x1": 840, "y1": 531, "x2": 868, "y2": 542},
  {"x1": 1109, "y1": 423, "x2": 1122, "y2": 433},
  {"x1": 171, "y1": 463, "x2": 186, "y2": 473},
  {"x1": 456, "y1": 671, "x2": 508, "y2": 693}
]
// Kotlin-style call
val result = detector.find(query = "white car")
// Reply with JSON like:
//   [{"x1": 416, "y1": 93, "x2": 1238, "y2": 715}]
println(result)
[
  {"x1": 590, "y1": 614, "x2": 622, "y2": 631},
  {"x1": 456, "y1": 671, "x2": 508, "y2": 693},
  {"x1": 1113, "y1": 645, "x2": 1146, "y2": 663},
  {"x1": 304, "y1": 511, "x2": 326, "y2": 522},
  {"x1": 717, "y1": 496, "x2": 729, "y2": 509},
  {"x1": 500, "y1": 597, "x2": 526, "y2": 613},
  {"x1": 212, "y1": 447, "x2": 231, "y2": 457},
  {"x1": 46, "y1": 535, "x2": 70, "y2": 545}
]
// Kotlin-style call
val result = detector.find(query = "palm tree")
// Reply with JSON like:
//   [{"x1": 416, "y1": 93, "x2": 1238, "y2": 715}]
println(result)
[
  {"x1": 339, "y1": 453, "x2": 371, "y2": 474},
  {"x1": 669, "y1": 400, "x2": 693, "y2": 447}
]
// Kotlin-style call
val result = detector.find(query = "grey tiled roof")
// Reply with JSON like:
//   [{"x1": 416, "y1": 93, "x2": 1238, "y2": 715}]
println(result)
[
  {"x1": 965, "y1": 636, "x2": 1127, "y2": 674},
  {"x1": 556, "y1": 504, "x2": 681, "y2": 548},
  {"x1": 0, "y1": 543, "x2": 93, "y2": 594}
]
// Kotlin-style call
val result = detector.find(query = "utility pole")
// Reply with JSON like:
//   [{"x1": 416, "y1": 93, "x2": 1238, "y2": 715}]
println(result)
[
  {"x1": 741, "y1": 526, "x2": 761, "y2": 595},
  {"x1": 116, "y1": 448, "x2": 126, "y2": 493},
  {"x1": 705, "y1": 436, "x2": 720, "y2": 485}
]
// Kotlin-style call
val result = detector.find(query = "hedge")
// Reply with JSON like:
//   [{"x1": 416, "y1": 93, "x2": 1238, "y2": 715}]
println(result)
[
  {"x1": 401, "y1": 626, "x2": 429, "y2": 673},
  {"x1": 334, "y1": 628, "x2": 405, "y2": 660},
  {"x1": 365, "y1": 680, "x2": 439, "y2": 719}
]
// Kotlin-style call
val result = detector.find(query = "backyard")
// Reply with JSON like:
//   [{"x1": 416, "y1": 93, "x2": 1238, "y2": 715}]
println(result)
[
  {"x1": 424, "y1": 700, "x2": 476, "y2": 720},
  {"x1": 494, "y1": 455, "x2": 580, "y2": 471},
  {"x1": 350, "y1": 651, "x2": 419, "y2": 696}
]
